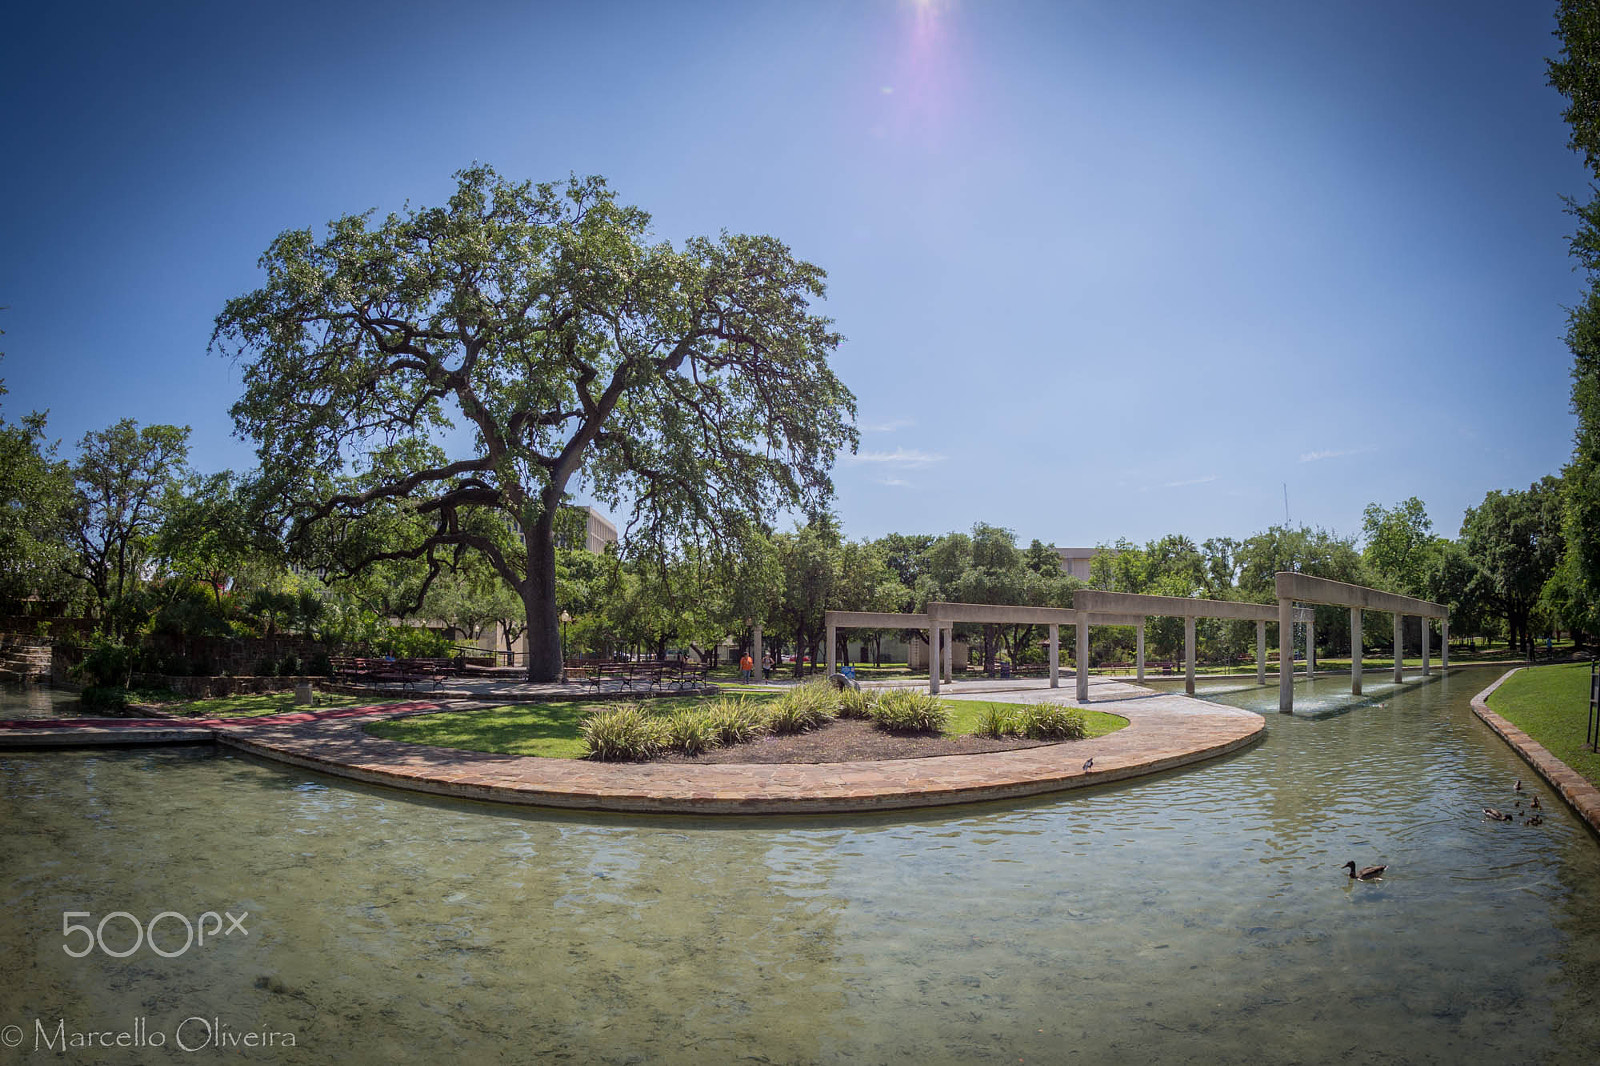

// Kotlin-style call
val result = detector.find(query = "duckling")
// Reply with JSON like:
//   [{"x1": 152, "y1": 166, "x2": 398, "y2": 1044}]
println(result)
[
  {"x1": 1528, "y1": 814, "x2": 1544, "y2": 826},
  {"x1": 1342, "y1": 861, "x2": 1387, "y2": 881},
  {"x1": 1515, "y1": 779, "x2": 1524, "y2": 792},
  {"x1": 1532, "y1": 795, "x2": 1542, "y2": 811},
  {"x1": 1483, "y1": 807, "x2": 1511, "y2": 821}
]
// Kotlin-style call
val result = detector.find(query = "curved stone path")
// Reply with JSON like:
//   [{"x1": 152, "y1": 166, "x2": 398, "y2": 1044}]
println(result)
[{"x1": 0, "y1": 681, "x2": 1263, "y2": 814}]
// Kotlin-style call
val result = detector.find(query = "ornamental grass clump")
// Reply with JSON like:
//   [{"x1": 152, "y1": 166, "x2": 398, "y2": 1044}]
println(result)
[
  {"x1": 836, "y1": 686, "x2": 878, "y2": 720},
  {"x1": 869, "y1": 688, "x2": 950, "y2": 735},
  {"x1": 766, "y1": 682, "x2": 839, "y2": 735},
  {"x1": 704, "y1": 697, "x2": 768, "y2": 745},
  {"x1": 1014, "y1": 702, "x2": 1088, "y2": 740},
  {"x1": 661, "y1": 707, "x2": 720, "y2": 756},
  {"x1": 972, "y1": 704, "x2": 1018, "y2": 738},
  {"x1": 581, "y1": 704, "x2": 665, "y2": 761}
]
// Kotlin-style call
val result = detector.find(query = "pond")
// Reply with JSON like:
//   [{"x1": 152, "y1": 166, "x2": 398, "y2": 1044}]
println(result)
[{"x1": 1, "y1": 665, "x2": 1596, "y2": 1063}]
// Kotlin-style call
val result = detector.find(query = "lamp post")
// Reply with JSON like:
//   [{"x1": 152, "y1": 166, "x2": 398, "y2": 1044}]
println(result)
[{"x1": 560, "y1": 611, "x2": 573, "y2": 682}]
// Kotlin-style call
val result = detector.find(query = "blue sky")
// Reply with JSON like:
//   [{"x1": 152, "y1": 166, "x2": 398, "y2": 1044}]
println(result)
[{"x1": 0, "y1": 0, "x2": 1586, "y2": 550}]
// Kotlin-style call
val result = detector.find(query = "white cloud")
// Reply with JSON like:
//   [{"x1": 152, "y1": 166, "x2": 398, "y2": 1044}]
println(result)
[
  {"x1": 860, "y1": 416, "x2": 916, "y2": 433},
  {"x1": 851, "y1": 447, "x2": 946, "y2": 466},
  {"x1": 1162, "y1": 474, "x2": 1218, "y2": 488},
  {"x1": 878, "y1": 476, "x2": 911, "y2": 487},
  {"x1": 1299, "y1": 447, "x2": 1372, "y2": 463}
]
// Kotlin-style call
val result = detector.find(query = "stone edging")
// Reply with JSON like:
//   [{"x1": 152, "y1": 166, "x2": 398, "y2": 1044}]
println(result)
[{"x1": 1470, "y1": 667, "x2": 1600, "y2": 838}]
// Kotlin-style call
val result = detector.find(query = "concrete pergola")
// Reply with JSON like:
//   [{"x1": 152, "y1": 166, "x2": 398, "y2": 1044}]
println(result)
[
  {"x1": 1073, "y1": 590, "x2": 1315, "y2": 699},
  {"x1": 1273, "y1": 572, "x2": 1448, "y2": 713}
]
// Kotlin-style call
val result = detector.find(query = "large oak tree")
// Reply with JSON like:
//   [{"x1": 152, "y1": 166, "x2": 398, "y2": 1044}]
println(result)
[{"x1": 212, "y1": 166, "x2": 856, "y2": 679}]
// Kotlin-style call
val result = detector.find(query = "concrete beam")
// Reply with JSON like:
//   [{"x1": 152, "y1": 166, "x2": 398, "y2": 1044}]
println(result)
[
  {"x1": 1136, "y1": 621, "x2": 1146, "y2": 683},
  {"x1": 1255, "y1": 620, "x2": 1266, "y2": 686},
  {"x1": 928, "y1": 602, "x2": 1078, "y2": 625},
  {"x1": 1393, "y1": 614, "x2": 1404, "y2": 684},
  {"x1": 1048, "y1": 624, "x2": 1059, "y2": 689},
  {"x1": 1076, "y1": 617, "x2": 1090, "y2": 703},
  {"x1": 825, "y1": 610, "x2": 926, "y2": 629},
  {"x1": 1075, "y1": 589, "x2": 1313, "y2": 623},
  {"x1": 1273, "y1": 573, "x2": 1448, "y2": 619},
  {"x1": 1184, "y1": 616, "x2": 1197, "y2": 696}
]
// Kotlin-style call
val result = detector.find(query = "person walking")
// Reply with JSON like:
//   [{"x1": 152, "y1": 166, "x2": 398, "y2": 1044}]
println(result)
[
  {"x1": 739, "y1": 652, "x2": 754, "y2": 682},
  {"x1": 761, "y1": 652, "x2": 774, "y2": 680}
]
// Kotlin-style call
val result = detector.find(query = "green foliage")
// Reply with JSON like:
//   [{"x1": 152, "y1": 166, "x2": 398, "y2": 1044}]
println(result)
[
  {"x1": 307, "y1": 651, "x2": 335, "y2": 678},
  {"x1": 765, "y1": 681, "x2": 838, "y2": 734},
  {"x1": 253, "y1": 656, "x2": 278, "y2": 677},
  {"x1": 836, "y1": 686, "x2": 878, "y2": 719},
  {"x1": 867, "y1": 688, "x2": 949, "y2": 734},
  {"x1": 0, "y1": 365, "x2": 75, "y2": 613},
  {"x1": 580, "y1": 704, "x2": 665, "y2": 761},
  {"x1": 661, "y1": 708, "x2": 720, "y2": 756},
  {"x1": 1362, "y1": 498, "x2": 1439, "y2": 598},
  {"x1": 1012, "y1": 703, "x2": 1088, "y2": 740},
  {"x1": 971, "y1": 704, "x2": 1017, "y2": 738},
  {"x1": 372, "y1": 625, "x2": 455, "y2": 658},
  {"x1": 278, "y1": 653, "x2": 302, "y2": 676},
  {"x1": 704, "y1": 697, "x2": 768, "y2": 745},
  {"x1": 1461, "y1": 477, "x2": 1566, "y2": 651},
  {"x1": 74, "y1": 638, "x2": 139, "y2": 689},
  {"x1": 79, "y1": 685, "x2": 129, "y2": 709},
  {"x1": 212, "y1": 165, "x2": 857, "y2": 681}
]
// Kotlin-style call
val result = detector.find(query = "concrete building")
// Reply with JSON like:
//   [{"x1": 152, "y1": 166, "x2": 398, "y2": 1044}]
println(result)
[{"x1": 1055, "y1": 547, "x2": 1100, "y2": 581}]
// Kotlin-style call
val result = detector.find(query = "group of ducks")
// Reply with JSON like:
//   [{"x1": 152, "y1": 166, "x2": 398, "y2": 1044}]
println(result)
[
  {"x1": 1343, "y1": 779, "x2": 1551, "y2": 883},
  {"x1": 1483, "y1": 779, "x2": 1545, "y2": 827}
]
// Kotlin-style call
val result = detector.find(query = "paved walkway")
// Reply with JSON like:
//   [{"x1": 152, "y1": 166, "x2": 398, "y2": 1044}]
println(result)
[{"x1": 0, "y1": 682, "x2": 1263, "y2": 814}]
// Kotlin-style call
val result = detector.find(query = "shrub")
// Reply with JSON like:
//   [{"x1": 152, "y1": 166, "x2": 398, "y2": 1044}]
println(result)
[
  {"x1": 581, "y1": 704, "x2": 664, "y2": 761},
  {"x1": 79, "y1": 685, "x2": 128, "y2": 710},
  {"x1": 1014, "y1": 702, "x2": 1087, "y2": 740},
  {"x1": 836, "y1": 687, "x2": 878, "y2": 719},
  {"x1": 278, "y1": 653, "x2": 302, "y2": 677},
  {"x1": 869, "y1": 689, "x2": 950, "y2": 734},
  {"x1": 74, "y1": 640, "x2": 139, "y2": 689},
  {"x1": 254, "y1": 657, "x2": 278, "y2": 677},
  {"x1": 307, "y1": 651, "x2": 334, "y2": 678},
  {"x1": 662, "y1": 708, "x2": 720, "y2": 756},
  {"x1": 972, "y1": 704, "x2": 1018, "y2": 738},
  {"x1": 766, "y1": 682, "x2": 838, "y2": 735},
  {"x1": 704, "y1": 697, "x2": 767, "y2": 745}
]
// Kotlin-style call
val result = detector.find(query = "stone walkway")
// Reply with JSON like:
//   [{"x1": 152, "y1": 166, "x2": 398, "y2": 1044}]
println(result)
[{"x1": 0, "y1": 681, "x2": 1263, "y2": 815}]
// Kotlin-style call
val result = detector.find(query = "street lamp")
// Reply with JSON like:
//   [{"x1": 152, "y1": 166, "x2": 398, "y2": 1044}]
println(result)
[{"x1": 560, "y1": 611, "x2": 573, "y2": 681}]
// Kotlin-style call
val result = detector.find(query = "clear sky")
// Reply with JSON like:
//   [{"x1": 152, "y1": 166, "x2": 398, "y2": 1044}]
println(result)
[{"x1": 0, "y1": 0, "x2": 1586, "y2": 550}]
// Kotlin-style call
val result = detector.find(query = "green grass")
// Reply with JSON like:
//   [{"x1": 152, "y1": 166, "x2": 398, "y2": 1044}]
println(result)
[
  {"x1": 136, "y1": 690, "x2": 403, "y2": 719},
  {"x1": 365, "y1": 691, "x2": 1127, "y2": 758},
  {"x1": 943, "y1": 699, "x2": 1127, "y2": 739},
  {"x1": 1485, "y1": 661, "x2": 1600, "y2": 789},
  {"x1": 364, "y1": 694, "x2": 779, "y2": 758}
]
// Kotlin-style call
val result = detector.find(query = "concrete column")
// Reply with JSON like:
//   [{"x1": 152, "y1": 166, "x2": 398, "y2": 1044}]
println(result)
[
  {"x1": 1184, "y1": 615, "x2": 1197, "y2": 696},
  {"x1": 944, "y1": 627, "x2": 953, "y2": 684},
  {"x1": 1278, "y1": 599, "x2": 1294, "y2": 713},
  {"x1": 1441, "y1": 618, "x2": 1449, "y2": 671},
  {"x1": 1421, "y1": 618, "x2": 1430, "y2": 676},
  {"x1": 1136, "y1": 621, "x2": 1146, "y2": 683},
  {"x1": 1306, "y1": 622, "x2": 1316, "y2": 678},
  {"x1": 753, "y1": 624, "x2": 763, "y2": 682},
  {"x1": 1075, "y1": 618, "x2": 1090, "y2": 703},
  {"x1": 1256, "y1": 620, "x2": 1267, "y2": 686},
  {"x1": 928, "y1": 628, "x2": 940, "y2": 696},
  {"x1": 1393, "y1": 614, "x2": 1404, "y2": 684},
  {"x1": 1048, "y1": 624, "x2": 1059, "y2": 688},
  {"x1": 1350, "y1": 608, "x2": 1362, "y2": 696}
]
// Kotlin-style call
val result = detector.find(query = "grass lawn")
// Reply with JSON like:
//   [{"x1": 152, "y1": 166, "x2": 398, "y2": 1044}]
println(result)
[
  {"x1": 365, "y1": 692, "x2": 1128, "y2": 758},
  {"x1": 136, "y1": 690, "x2": 404, "y2": 719},
  {"x1": 1485, "y1": 661, "x2": 1600, "y2": 789}
]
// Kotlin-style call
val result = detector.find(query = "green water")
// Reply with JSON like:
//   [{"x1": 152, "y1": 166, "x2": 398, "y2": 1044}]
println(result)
[{"x1": 1, "y1": 666, "x2": 1597, "y2": 1063}]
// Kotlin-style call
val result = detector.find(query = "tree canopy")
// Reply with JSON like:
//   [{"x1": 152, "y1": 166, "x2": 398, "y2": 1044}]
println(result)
[{"x1": 212, "y1": 165, "x2": 857, "y2": 679}]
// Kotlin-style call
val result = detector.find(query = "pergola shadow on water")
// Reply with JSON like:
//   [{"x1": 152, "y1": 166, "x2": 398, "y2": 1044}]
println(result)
[{"x1": 823, "y1": 572, "x2": 1448, "y2": 713}]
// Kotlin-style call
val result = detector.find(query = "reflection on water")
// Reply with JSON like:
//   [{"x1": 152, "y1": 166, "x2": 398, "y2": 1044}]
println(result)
[
  {"x1": 1, "y1": 666, "x2": 1598, "y2": 1063},
  {"x1": 0, "y1": 682, "x2": 88, "y2": 719}
]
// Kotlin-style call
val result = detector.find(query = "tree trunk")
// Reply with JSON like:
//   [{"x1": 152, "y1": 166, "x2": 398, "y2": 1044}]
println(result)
[{"x1": 523, "y1": 516, "x2": 563, "y2": 682}]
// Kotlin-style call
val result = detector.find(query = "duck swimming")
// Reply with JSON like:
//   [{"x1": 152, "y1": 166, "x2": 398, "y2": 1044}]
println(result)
[
  {"x1": 1342, "y1": 861, "x2": 1386, "y2": 881},
  {"x1": 1484, "y1": 807, "x2": 1511, "y2": 821}
]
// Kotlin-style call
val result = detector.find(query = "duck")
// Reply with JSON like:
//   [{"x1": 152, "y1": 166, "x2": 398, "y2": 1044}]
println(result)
[
  {"x1": 1528, "y1": 814, "x2": 1544, "y2": 827},
  {"x1": 1532, "y1": 795, "x2": 1542, "y2": 811},
  {"x1": 1342, "y1": 861, "x2": 1387, "y2": 881},
  {"x1": 1483, "y1": 807, "x2": 1511, "y2": 822},
  {"x1": 1515, "y1": 779, "x2": 1524, "y2": 792}
]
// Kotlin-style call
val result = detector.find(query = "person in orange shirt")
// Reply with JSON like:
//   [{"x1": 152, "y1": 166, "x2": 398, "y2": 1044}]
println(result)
[{"x1": 739, "y1": 652, "x2": 754, "y2": 682}]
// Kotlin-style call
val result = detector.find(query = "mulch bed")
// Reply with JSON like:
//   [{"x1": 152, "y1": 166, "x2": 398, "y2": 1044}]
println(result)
[{"x1": 653, "y1": 718, "x2": 1061, "y2": 764}]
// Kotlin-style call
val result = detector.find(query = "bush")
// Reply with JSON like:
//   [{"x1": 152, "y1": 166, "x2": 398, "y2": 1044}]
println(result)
[
  {"x1": 1014, "y1": 702, "x2": 1087, "y2": 740},
  {"x1": 869, "y1": 689, "x2": 949, "y2": 734},
  {"x1": 79, "y1": 685, "x2": 128, "y2": 710},
  {"x1": 254, "y1": 657, "x2": 278, "y2": 677},
  {"x1": 972, "y1": 704, "x2": 1017, "y2": 738},
  {"x1": 278, "y1": 653, "x2": 302, "y2": 677},
  {"x1": 158, "y1": 653, "x2": 192, "y2": 677},
  {"x1": 836, "y1": 687, "x2": 878, "y2": 719},
  {"x1": 307, "y1": 651, "x2": 334, "y2": 678},
  {"x1": 74, "y1": 640, "x2": 139, "y2": 689},
  {"x1": 581, "y1": 704, "x2": 664, "y2": 761},
  {"x1": 661, "y1": 708, "x2": 721, "y2": 756},
  {"x1": 766, "y1": 682, "x2": 838, "y2": 735},
  {"x1": 704, "y1": 697, "x2": 767, "y2": 745}
]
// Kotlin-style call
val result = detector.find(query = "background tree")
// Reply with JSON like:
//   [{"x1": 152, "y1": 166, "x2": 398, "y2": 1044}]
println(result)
[
  {"x1": 1460, "y1": 478, "x2": 1566, "y2": 656},
  {"x1": 213, "y1": 165, "x2": 856, "y2": 680},
  {"x1": 67, "y1": 419, "x2": 190, "y2": 634},
  {"x1": 0, "y1": 363, "x2": 75, "y2": 613},
  {"x1": 1361, "y1": 497, "x2": 1439, "y2": 597}
]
